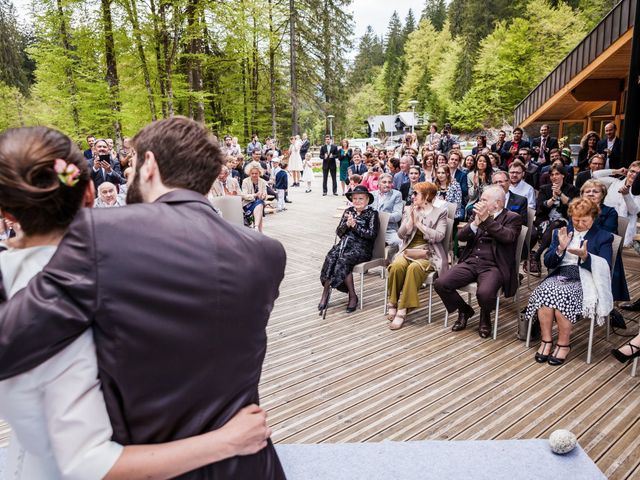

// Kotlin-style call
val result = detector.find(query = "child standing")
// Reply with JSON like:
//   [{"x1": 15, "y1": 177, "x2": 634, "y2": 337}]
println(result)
[
  {"x1": 275, "y1": 160, "x2": 289, "y2": 211},
  {"x1": 301, "y1": 152, "x2": 314, "y2": 193}
]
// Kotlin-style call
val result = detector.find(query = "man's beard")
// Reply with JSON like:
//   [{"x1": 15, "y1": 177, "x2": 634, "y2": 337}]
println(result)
[{"x1": 126, "y1": 170, "x2": 144, "y2": 204}]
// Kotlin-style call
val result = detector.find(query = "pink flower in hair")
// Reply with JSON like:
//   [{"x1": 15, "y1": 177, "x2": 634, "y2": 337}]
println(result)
[{"x1": 54, "y1": 158, "x2": 81, "y2": 187}]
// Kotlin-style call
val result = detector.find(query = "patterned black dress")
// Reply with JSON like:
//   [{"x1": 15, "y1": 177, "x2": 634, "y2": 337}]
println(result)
[{"x1": 320, "y1": 206, "x2": 380, "y2": 293}]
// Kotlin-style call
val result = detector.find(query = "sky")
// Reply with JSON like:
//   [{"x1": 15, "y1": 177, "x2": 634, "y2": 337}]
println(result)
[{"x1": 350, "y1": 0, "x2": 425, "y2": 42}]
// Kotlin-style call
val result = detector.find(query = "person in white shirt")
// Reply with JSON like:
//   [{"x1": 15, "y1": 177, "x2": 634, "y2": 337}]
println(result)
[
  {"x1": 0, "y1": 126, "x2": 272, "y2": 480},
  {"x1": 593, "y1": 161, "x2": 640, "y2": 246},
  {"x1": 94, "y1": 181, "x2": 126, "y2": 208},
  {"x1": 508, "y1": 160, "x2": 536, "y2": 209}
]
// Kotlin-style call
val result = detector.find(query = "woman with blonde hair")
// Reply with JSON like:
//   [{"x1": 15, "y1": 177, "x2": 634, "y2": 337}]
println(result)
[
  {"x1": 241, "y1": 162, "x2": 269, "y2": 232},
  {"x1": 386, "y1": 182, "x2": 448, "y2": 330}
]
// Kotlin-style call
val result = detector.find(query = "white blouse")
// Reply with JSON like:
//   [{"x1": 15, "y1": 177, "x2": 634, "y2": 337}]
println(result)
[
  {"x1": 559, "y1": 230, "x2": 587, "y2": 267},
  {"x1": 0, "y1": 246, "x2": 122, "y2": 480}
]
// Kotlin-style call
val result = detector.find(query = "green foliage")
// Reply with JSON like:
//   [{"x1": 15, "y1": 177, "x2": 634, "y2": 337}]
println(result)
[
  {"x1": 382, "y1": 11, "x2": 407, "y2": 115},
  {"x1": 0, "y1": 0, "x2": 33, "y2": 94},
  {"x1": 451, "y1": 0, "x2": 588, "y2": 130},
  {"x1": 345, "y1": 76, "x2": 386, "y2": 137},
  {"x1": 421, "y1": 0, "x2": 446, "y2": 31}
]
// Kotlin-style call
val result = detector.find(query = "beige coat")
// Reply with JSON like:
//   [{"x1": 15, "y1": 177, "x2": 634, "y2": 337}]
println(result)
[
  {"x1": 209, "y1": 176, "x2": 241, "y2": 198},
  {"x1": 397, "y1": 205, "x2": 449, "y2": 275},
  {"x1": 241, "y1": 177, "x2": 269, "y2": 206}
]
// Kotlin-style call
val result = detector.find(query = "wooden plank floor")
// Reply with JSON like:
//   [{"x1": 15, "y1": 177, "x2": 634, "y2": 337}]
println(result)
[{"x1": 2, "y1": 175, "x2": 640, "y2": 479}]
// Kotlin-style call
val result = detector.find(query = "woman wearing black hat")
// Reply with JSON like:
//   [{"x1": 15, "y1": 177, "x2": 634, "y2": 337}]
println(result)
[{"x1": 319, "y1": 185, "x2": 380, "y2": 314}]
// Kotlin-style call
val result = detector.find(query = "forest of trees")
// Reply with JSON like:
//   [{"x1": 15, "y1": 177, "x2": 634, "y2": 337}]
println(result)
[{"x1": 0, "y1": 0, "x2": 619, "y2": 146}]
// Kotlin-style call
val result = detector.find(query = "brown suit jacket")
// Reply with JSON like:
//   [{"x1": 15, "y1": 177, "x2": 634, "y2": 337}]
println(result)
[
  {"x1": 458, "y1": 209, "x2": 522, "y2": 297},
  {"x1": 0, "y1": 189, "x2": 287, "y2": 479}
]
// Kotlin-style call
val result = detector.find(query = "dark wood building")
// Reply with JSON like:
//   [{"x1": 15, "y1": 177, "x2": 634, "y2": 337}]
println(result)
[{"x1": 514, "y1": 0, "x2": 636, "y2": 154}]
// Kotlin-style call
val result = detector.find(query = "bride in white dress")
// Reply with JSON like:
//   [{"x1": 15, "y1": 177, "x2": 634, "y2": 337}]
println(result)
[
  {"x1": 288, "y1": 134, "x2": 303, "y2": 186},
  {"x1": 0, "y1": 126, "x2": 271, "y2": 479}
]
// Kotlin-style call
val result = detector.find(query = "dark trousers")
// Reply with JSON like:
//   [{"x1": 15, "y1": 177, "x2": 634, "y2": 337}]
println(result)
[
  {"x1": 322, "y1": 160, "x2": 337, "y2": 194},
  {"x1": 434, "y1": 260, "x2": 502, "y2": 313}
]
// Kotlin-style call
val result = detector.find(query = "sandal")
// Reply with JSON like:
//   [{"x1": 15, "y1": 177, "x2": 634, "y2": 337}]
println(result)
[
  {"x1": 535, "y1": 339, "x2": 554, "y2": 363},
  {"x1": 548, "y1": 344, "x2": 571, "y2": 366},
  {"x1": 389, "y1": 311, "x2": 406, "y2": 331},
  {"x1": 386, "y1": 303, "x2": 397, "y2": 321}
]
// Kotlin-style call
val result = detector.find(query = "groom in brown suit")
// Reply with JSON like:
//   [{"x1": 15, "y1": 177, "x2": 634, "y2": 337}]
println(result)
[
  {"x1": 0, "y1": 117, "x2": 287, "y2": 479},
  {"x1": 434, "y1": 185, "x2": 522, "y2": 338}
]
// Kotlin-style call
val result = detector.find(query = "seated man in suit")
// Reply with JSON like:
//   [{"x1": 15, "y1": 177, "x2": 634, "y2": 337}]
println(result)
[
  {"x1": 574, "y1": 154, "x2": 605, "y2": 191},
  {"x1": 491, "y1": 170, "x2": 527, "y2": 225},
  {"x1": 597, "y1": 122, "x2": 622, "y2": 169},
  {"x1": 434, "y1": 185, "x2": 522, "y2": 338},
  {"x1": 372, "y1": 173, "x2": 404, "y2": 259}
]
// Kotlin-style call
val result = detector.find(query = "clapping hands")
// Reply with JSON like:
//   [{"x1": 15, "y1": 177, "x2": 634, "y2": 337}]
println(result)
[
  {"x1": 557, "y1": 226, "x2": 573, "y2": 251},
  {"x1": 346, "y1": 212, "x2": 356, "y2": 228},
  {"x1": 472, "y1": 200, "x2": 489, "y2": 225},
  {"x1": 567, "y1": 239, "x2": 588, "y2": 260}
]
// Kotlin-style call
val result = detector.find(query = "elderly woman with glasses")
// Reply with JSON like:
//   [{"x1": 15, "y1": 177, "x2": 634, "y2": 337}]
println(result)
[
  {"x1": 386, "y1": 182, "x2": 448, "y2": 330},
  {"x1": 241, "y1": 161, "x2": 269, "y2": 232},
  {"x1": 580, "y1": 179, "x2": 629, "y2": 303},
  {"x1": 591, "y1": 161, "x2": 640, "y2": 247},
  {"x1": 526, "y1": 198, "x2": 613, "y2": 366},
  {"x1": 318, "y1": 185, "x2": 380, "y2": 314}
]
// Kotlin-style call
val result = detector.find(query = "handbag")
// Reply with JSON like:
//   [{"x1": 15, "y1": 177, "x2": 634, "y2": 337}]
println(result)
[
  {"x1": 517, "y1": 309, "x2": 540, "y2": 341},
  {"x1": 403, "y1": 248, "x2": 427, "y2": 260}
]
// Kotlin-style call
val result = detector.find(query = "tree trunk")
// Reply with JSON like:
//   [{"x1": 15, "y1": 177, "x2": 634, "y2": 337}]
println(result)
[
  {"x1": 101, "y1": 0, "x2": 122, "y2": 146},
  {"x1": 241, "y1": 55, "x2": 249, "y2": 140},
  {"x1": 159, "y1": 0, "x2": 174, "y2": 116},
  {"x1": 149, "y1": 0, "x2": 167, "y2": 117},
  {"x1": 268, "y1": 0, "x2": 277, "y2": 138},
  {"x1": 122, "y1": 0, "x2": 157, "y2": 120},
  {"x1": 56, "y1": 0, "x2": 81, "y2": 139},
  {"x1": 250, "y1": 13, "x2": 259, "y2": 134},
  {"x1": 289, "y1": 0, "x2": 298, "y2": 135},
  {"x1": 186, "y1": 0, "x2": 204, "y2": 122}
]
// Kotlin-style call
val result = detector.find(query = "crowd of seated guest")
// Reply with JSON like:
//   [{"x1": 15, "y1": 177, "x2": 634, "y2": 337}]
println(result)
[{"x1": 313, "y1": 122, "x2": 638, "y2": 369}]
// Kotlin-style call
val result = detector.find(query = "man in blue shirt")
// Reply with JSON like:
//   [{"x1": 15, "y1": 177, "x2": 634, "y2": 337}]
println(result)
[{"x1": 392, "y1": 155, "x2": 412, "y2": 190}]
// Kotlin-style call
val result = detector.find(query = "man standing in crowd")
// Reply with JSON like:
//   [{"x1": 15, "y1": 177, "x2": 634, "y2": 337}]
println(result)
[
  {"x1": 300, "y1": 133, "x2": 310, "y2": 160},
  {"x1": 597, "y1": 122, "x2": 622, "y2": 169},
  {"x1": 491, "y1": 130, "x2": 506, "y2": 154},
  {"x1": 392, "y1": 155, "x2": 412, "y2": 190},
  {"x1": 426, "y1": 123, "x2": 441, "y2": 150},
  {"x1": 320, "y1": 134, "x2": 339, "y2": 196},
  {"x1": 372, "y1": 174, "x2": 404, "y2": 258},
  {"x1": 530, "y1": 124, "x2": 558, "y2": 165},
  {"x1": 84, "y1": 135, "x2": 96, "y2": 160},
  {"x1": 221, "y1": 135, "x2": 241, "y2": 157},
  {"x1": 0, "y1": 116, "x2": 287, "y2": 479},
  {"x1": 434, "y1": 186, "x2": 522, "y2": 338},
  {"x1": 438, "y1": 127, "x2": 455, "y2": 154},
  {"x1": 448, "y1": 150, "x2": 468, "y2": 206},
  {"x1": 508, "y1": 160, "x2": 536, "y2": 209},
  {"x1": 574, "y1": 154, "x2": 606, "y2": 191},
  {"x1": 516, "y1": 147, "x2": 539, "y2": 189},
  {"x1": 500, "y1": 127, "x2": 530, "y2": 169},
  {"x1": 247, "y1": 133, "x2": 262, "y2": 156},
  {"x1": 90, "y1": 138, "x2": 124, "y2": 190}
]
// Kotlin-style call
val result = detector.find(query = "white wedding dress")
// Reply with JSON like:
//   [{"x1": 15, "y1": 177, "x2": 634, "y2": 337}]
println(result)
[
  {"x1": 0, "y1": 245, "x2": 122, "y2": 479},
  {"x1": 288, "y1": 139, "x2": 303, "y2": 172}
]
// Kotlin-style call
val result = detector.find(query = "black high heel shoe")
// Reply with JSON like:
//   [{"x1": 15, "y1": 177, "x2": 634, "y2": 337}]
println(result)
[
  {"x1": 611, "y1": 343, "x2": 640, "y2": 364},
  {"x1": 535, "y1": 339, "x2": 553, "y2": 363},
  {"x1": 346, "y1": 295, "x2": 358, "y2": 313},
  {"x1": 548, "y1": 344, "x2": 571, "y2": 366}
]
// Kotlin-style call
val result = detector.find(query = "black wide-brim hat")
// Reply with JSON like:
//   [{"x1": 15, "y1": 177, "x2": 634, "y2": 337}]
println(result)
[{"x1": 345, "y1": 185, "x2": 374, "y2": 205}]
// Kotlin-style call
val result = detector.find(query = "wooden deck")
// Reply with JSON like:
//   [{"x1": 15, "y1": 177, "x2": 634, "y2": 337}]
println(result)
[{"x1": 2, "y1": 175, "x2": 640, "y2": 479}]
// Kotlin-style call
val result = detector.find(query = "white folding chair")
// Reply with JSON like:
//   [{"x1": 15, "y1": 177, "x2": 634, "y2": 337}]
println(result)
[
  {"x1": 525, "y1": 208, "x2": 536, "y2": 290},
  {"x1": 525, "y1": 233, "x2": 622, "y2": 364},
  {"x1": 382, "y1": 217, "x2": 454, "y2": 324},
  {"x1": 210, "y1": 195, "x2": 244, "y2": 227},
  {"x1": 353, "y1": 212, "x2": 389, "y2": 310},
  {"x1": 444, "y1": 226, "x2": 528, "y2": 339},
  {"x1": 617, "y1": 216, "x2": 629, "y2": 242}
]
